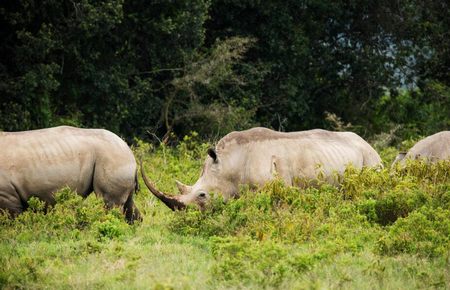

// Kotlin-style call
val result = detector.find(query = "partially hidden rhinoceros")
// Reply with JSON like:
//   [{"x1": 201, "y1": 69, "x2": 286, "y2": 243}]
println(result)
[
  {"x1": 0, "y1": 126, "x2": 141, "y2": 222},
  {"x1": 392, "y1": 131, "x2": 450, "y2": 166},
  {"x1": 141, "y1": 127, "x2": 382, "y2": 210}
]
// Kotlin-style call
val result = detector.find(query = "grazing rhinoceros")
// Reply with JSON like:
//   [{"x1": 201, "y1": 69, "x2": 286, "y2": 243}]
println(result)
[
  {"x1": 392, "y1": 131, "x2": 450, "y2": 166},
  {"x1": 0, "y1": 126, "x2": 141, "y2": 223},
  {"x1": 141, "y1": 127, "x2": 382, "y2": 210}
]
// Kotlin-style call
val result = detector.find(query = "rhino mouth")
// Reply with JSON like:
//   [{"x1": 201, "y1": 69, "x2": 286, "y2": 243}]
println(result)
[{"x1": 140, "y1": 160, "x2": 186, "y2": 211}]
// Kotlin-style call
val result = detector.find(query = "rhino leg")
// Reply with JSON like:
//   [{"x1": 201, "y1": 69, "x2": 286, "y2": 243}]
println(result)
[
  {"x1": 0, "y1": 190, "x2": 24, "y2": 217},
  {"x1": 93, "y1": 167, "x2": 141, "y2": 224},
  {"x1": 124, "y1": 193, "x2": 142, "y2": 223},
  {"x1": 94, "y1": 186, "x2": 139, "y2": 224},
  {"x1": 270, "y1": 155, "x2": 293, "y2": 185}
]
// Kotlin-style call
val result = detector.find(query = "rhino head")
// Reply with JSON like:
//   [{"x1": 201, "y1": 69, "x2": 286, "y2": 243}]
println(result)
[
  {"x1": 141, "y1": 148, "x2": 238, "y2": 210},
  {"x1": 391, "y1": 152, "x2": 407, "y2": 167}
]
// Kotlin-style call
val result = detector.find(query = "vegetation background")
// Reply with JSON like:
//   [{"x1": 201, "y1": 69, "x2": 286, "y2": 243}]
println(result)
[
  {"x1": 1, "y1": 0, "x2": 449, "y2": 142},
  {"x1": 1, "y1": 140, "x2": 449, "y2": 289},
  {"x1": 1, "y1": 1, "x2": 450, "y2": 289}
]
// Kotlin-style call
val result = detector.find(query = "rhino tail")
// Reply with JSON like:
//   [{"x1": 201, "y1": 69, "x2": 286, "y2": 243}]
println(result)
[{"x1": 134, "y1": 168, "x2": 140, "y2": 194}]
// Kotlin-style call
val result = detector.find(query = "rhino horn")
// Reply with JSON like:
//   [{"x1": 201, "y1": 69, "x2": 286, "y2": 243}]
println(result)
[
  {"x1": 140, "y1": 160, "x2": 186, "y2": 211},
  {"x1": 392, "y1": 152, "x2": 408, "y2": 167},
  {"x1": 175, "y1": 180, "x2": 191, "y2": 195}
]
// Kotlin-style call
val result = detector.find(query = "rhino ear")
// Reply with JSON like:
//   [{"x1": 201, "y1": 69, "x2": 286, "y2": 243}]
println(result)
[
  {"x1": 175, "y1": 180, "x2": 191, "y2": 195},
  {"x1": 207, "y1": 148, "x2": 218, "y2": 162}
]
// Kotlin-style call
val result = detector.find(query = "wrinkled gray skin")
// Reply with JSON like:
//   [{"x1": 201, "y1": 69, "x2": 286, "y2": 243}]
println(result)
[
  {"x1": 0, "y1": 126, "x2": 141, "y2": 223},
  {"x1": 392, "y1": 131, "x2": 450, "y2": 166},
  {"x1": 141, "y1": 127, "x2": 382, "y2": 210}
]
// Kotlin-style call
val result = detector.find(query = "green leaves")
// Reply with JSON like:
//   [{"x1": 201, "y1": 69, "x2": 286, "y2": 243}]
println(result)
[
  {"x1": 1, "y1": 0, "x2": 449, "y2": 141},
  {"x1": 379, "y1": 206, "x2": 450, "y2": 257}
]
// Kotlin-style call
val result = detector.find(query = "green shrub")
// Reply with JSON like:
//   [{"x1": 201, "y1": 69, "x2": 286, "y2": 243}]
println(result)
[
  {"x1": 357, "y1": 186, "x2": 430, "y2": 225},
  {"x1": 50, "y1": 188, "x2": 107, "y2": 232},
  {"x1": 0, "y1": 188, "x2": 133, "y2": 287},
  {"x1": 27, "y1": 196, "x2": 47, "y2": 213},
  {"x1": 374, "y1": 188, "x2": 430, "y2": 225},
  {"x1": 95, "y1": 210, "x2": 131, "y2": 240},
  {"x1": 378, "y1": 206, "x2": 450, "y2": 257},
  {"x1": 0, "y1": 188, "x2": 131, "y2": 240},
  {"x1": 210, "y1": 236, "x2": 325, "y2": 287}
]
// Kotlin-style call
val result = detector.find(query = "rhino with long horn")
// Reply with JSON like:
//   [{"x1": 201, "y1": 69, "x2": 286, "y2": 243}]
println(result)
[{"x1": 141, "y1": 127, "x2": 382, "y2": 210}]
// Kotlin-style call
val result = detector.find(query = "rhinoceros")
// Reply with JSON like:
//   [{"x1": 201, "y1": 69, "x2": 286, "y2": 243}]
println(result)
[
  {"x1": 141, "y1": 127, "x2": 382, "y2": 210},
  {"x1": 392, "y1": 131, "x2": 450, "y2": 166},
  {"x1": 0, "y1": 126, "x2": 141, "y2": 222}
]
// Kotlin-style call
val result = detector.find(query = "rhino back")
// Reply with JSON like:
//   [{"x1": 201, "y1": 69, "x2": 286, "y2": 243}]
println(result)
[
  {"x1": 220, "y1": 130, "x2": 379, "y2": 186},
  {"x1": 0, "y1": 126, "x2": 135, "y2": 202},
  {"x1": 406, "y1": 131, "x2": 450, "y2": 161},
  {"x1": 217, "y1": 127, "x2": 337, "y2": 149}
]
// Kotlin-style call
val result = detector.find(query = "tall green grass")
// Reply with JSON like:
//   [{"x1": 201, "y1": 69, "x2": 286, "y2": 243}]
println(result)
[{"x1": 1, "y1": 138, "x2": 449, "y2": 289}]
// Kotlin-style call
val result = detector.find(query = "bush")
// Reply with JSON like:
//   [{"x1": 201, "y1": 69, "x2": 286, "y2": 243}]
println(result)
[
  {"x1": 358, "y1": 187, "x2": 430, "y2": 225},
  {"x1": 210, "y1": 236, "x2": 326, "y2": 287},
  {"x1": 94, "y1": 210, "x2": 131, "y2": 240},
  {"x1": 0, "y1": 188, "x2": 133, "y2": 287},
  {"x1": 379, "y1": 206, "x2": 450, "y2": 257},
  {"x1": 0, "y1": 188, "x2": 131, "y2": 241}
]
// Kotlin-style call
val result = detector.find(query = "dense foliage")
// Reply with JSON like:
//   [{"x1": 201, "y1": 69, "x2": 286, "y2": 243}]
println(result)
[
  {"x1": 1, "y1": 139, "x2": 449, "y2": 289},
  {"x1": 1, "y1": 1, "x2": 449, "y2": 141}
]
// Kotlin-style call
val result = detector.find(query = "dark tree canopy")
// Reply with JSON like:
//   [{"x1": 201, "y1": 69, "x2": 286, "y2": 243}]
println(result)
[{"x1": 0, "y1": 0, "x2": 448, "y2": 142}]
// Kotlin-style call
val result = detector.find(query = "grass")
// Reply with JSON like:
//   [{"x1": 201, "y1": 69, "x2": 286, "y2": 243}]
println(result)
[{"x1": 1, "y1": 136, "x2": 449, "y2": 289}]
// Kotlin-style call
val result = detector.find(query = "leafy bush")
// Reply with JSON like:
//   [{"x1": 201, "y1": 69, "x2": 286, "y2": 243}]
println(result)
[
  {"x1": 0, "y1": 188, "x2": 132, "y2": 286},
  {"x1": 379, "y1": 206, "x2": 450, "y2": 257},
  {"x1": 173, "y1": 161, "x2": 448, "y2": 240},
  {"x1": 210, "y1": 236, "x2": 326, "y2": 287},
  {"x1": 94, "y1": 209, "x2": 131, "y2": 240}
]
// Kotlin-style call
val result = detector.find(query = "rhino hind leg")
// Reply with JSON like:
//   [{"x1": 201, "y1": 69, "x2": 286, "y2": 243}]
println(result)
[
  {"x1": 124, "y1": 193, "x2": 142, "y2": 223},
  {"x1": 93, "y1": 171, "x2": 141, "y2": 224},
  {"x1": 0, "y1": 191, "x2": 25, "y2": 218}
]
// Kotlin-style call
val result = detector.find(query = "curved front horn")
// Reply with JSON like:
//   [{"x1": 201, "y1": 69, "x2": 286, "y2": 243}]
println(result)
[{"x1": 140, "y1": 159, "x2": 186, "y2": 211}]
